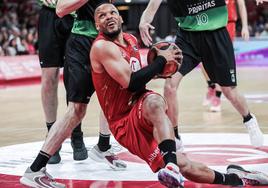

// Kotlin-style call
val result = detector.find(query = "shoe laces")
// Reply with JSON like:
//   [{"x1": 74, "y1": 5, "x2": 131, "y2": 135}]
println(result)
[{"x1": 104, "y1": 149, "x2": 119, "y2": 160}]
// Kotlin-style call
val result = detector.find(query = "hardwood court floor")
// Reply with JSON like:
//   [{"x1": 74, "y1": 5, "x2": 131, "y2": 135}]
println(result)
[{"x1": 0, "y1": 67, "x2": 267, "y2": 147}]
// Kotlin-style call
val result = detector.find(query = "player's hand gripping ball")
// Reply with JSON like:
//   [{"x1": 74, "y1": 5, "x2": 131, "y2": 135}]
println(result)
[{"x1": 147, "y1": 41, "x2": 182, "y2": 78}]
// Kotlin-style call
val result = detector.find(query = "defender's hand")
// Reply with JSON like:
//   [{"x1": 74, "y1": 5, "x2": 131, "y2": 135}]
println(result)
[{"x1": 139, "y1": 22, "x2": 155, "y2": 47}]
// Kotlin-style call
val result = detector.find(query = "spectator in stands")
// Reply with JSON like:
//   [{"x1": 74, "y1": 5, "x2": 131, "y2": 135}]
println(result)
[
  {"x1": 25, "y1": 31, "x2": 36, "y2": 55},
  {"x1": 6, "y1": 38, "x2": 17, "y2": 56},
  {"x1": 0, "y1": 0, "x2": 38, "y2": 56}
]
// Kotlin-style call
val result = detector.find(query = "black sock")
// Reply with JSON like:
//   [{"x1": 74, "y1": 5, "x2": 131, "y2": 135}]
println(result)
[
  {"x1": 97, "y1": 133, "x2": 111, "y2": 152},
  {"x1": 243, "y1": 113, "x2": 253, "y2": 123},
  {"x1": 46, "y1": 122, "x2": 55, "y2": 132},
  {"x1": 73, "y1": 123, "x2": 82, "y2": 133},
  {"x1": 215, "y1": 91, "x2": 222, "y2": 98},
  {"x1": 173, "y1": 126, "x2": 180, "y2": 140},
  {"x1": 207, "y1": 81, "x2": 215, "y2": 89},
  {"x1": 158, "y1": 139, "x2": 177, "y2": 165},
  {"x1": 213, "y1": 171, "x2": 243, "y2": 186},
  {"x1": 30, "y1": 151, "x2": 51, "y2": 172}
]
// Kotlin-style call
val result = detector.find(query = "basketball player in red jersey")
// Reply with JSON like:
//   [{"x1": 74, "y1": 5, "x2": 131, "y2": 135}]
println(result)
[
  {"x1": 91, "y1": 3, "x2": 268, "y2": 187},
  {"x1": 226, "y1": 0, "x2": 249, "y2": 40},
  {"x1": 202, "y1": 0, "x2": 249, "y2": 112}
]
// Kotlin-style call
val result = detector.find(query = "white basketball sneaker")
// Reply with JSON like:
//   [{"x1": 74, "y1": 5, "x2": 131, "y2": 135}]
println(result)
[
  {"x1": 88, "y1": 145, "x2": 127, "y2": 170},
  {"x1": 20, "y1": 167, "x2": 65, "y2": 188},
  {"x1": 158, "y1": 162, "x2": 184, "y2": 188},
  {"x1": 203, "y1": 87, "x2": 215, "y2": 106},
  {"x1": 244, "y1": 114, "x2": 264, "y2": 147},
  {"x1": 227, "y1": 164, "x2": 268, "y2": 186}
]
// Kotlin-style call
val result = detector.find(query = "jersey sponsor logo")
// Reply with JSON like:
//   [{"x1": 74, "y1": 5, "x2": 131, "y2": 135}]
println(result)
[
  {"x1": 130, "y1": 57, "x2": 142, "y2": 72},
  {"x1": 188, "y1": 0, "x2": 216, "y2": 15},
  {"x1": 148, "y1": 147, "x2": 160, "y2": 165}
]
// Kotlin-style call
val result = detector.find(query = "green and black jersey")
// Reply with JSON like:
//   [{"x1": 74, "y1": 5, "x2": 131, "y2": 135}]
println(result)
[
  {"x1": 72, "y1": 0, "x2": 109, "y2": 38},
  {"x1": 167, "y1": 0, "x2": 228, "y2": 31}
]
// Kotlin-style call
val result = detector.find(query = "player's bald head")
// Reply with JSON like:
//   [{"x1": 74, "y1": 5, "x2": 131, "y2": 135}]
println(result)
[{"x1": 94, "y1": 3, "x2": 119, "y2": 21}]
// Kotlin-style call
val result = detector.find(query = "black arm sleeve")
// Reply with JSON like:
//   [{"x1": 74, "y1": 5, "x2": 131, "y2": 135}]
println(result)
[{"x1": 127, "y1": 56, "x2": 166, "y2": 92}]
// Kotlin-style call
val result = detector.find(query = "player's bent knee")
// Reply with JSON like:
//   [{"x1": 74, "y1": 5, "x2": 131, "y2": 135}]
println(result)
[
  {"x1": 68, "y1": 103, "x2": 87, "y2": 121},
  {"x1": 74, "y1": 104, "x2": 87, "y2": 120},
  {"x1": 144, "y1": 94, "x2": 166, "y2": 113}
]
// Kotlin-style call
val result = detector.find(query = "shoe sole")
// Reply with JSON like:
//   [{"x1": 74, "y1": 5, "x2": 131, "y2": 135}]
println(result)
[
  {"x1": 209, "y1": 106, "x2": 221, "y2": 112},
  {"x1": 20, "y1": 177, "x2": 36, "y2": 187},
  {"x1": 158, "y1": 169, "x2": 184, "y2": 188},
  {"x1": 20, "y1": 177, "x2": 46, "y2": 188}
]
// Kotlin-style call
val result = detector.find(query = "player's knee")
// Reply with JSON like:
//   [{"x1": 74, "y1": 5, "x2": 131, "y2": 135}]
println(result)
[
  {"x1": 42, "y1": 76, "x2": 59, "y2": 91},
  {"x1": 221, "y1": 86, "x2": 237, "y2": 101},
  {"x1": 68, "y1": 103, "x2": 87, "y2": 121},
  {"x1": 145, "y1": 95, "x2": 166, "y2": 113}
]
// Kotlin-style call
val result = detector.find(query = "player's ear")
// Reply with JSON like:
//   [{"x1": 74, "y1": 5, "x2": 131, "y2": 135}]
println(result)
[
  {"x1": 120, "y1": 15, "x2": 123, "y2": 24},
  {"x1": 95, "y1": 22, "x2": 100, "y2": 31}
]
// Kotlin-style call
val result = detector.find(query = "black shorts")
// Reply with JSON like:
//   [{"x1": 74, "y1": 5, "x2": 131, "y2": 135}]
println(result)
[
  {"x1": 176, "y1": 27, "x2": 237, "y2": 86},
  {"x1": 64, "y1": 34, "x2": 95, "y2": 104},
  {"x1": 38, "y1": 6, "x2": 73, "y2": 68}
]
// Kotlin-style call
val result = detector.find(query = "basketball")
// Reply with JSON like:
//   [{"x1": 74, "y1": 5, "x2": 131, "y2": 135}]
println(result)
[{"x1": 147, "y1": 41, "x2": 181, "y2": 78}]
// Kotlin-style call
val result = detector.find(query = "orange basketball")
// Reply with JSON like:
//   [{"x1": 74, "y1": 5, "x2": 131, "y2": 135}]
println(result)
[{"x1": 147, "y1": 41, "x2": 180, "y2": 78}]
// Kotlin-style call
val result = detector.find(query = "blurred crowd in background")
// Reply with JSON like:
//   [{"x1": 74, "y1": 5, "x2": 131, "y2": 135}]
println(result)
[
  {"x1": 0, "y1": 0, "x2": 38, "y2": 56},
  {"x1": 1, "y1": 0, "x2": 268, "y2": 56}
]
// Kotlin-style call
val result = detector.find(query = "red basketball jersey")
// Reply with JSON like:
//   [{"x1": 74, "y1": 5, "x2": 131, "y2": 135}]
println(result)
[
  {"x1": 92, "y1": 32, "x2": 142, "y2": 125},
  {"x1": 226, "y1": 0, "x2": 237, "y2": 22}
]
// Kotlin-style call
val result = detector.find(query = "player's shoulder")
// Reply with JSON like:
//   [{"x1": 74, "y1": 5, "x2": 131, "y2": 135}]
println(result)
[
  {"x1": 91, "y1": 39, "x2": 120, "y2": 57},
  {"x1": 93, "y1": 39, "x2": 116, "y2": 50}
]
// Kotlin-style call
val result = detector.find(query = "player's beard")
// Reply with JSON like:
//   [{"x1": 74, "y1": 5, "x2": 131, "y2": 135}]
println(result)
[{"x1": 103, "y1": 27, "x2": 121, "y2": 39}]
